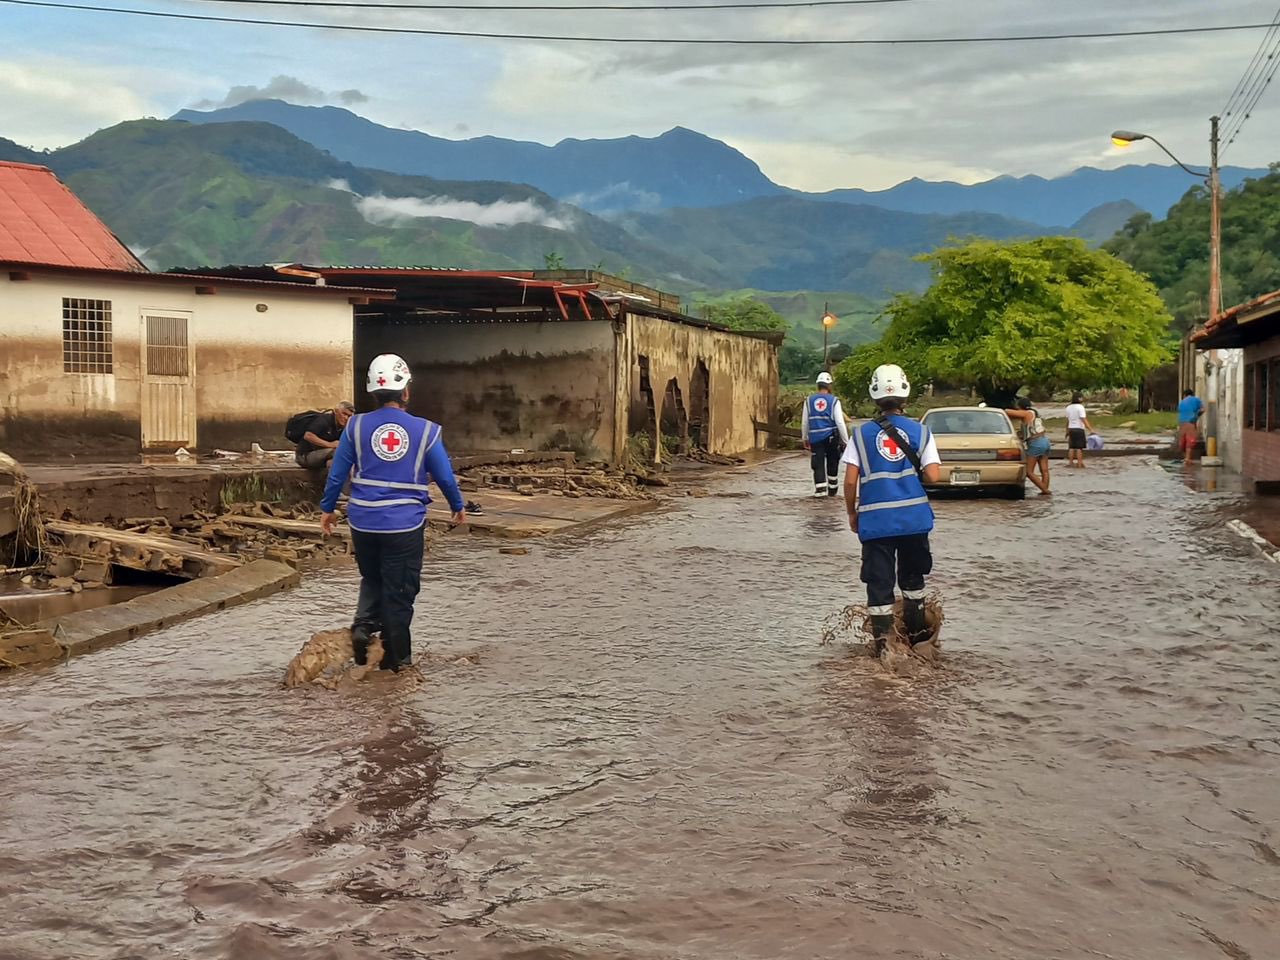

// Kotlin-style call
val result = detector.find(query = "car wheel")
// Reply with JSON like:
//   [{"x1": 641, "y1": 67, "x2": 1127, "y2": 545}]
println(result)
[{"x1": 1003, "y1": 484, "x2": 1026, "y2": 501}]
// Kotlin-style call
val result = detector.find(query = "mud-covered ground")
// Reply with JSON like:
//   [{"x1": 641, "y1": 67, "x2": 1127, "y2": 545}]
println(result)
[{"x1": 1, "y1": 456, "x2": 1277, "y2": 959}]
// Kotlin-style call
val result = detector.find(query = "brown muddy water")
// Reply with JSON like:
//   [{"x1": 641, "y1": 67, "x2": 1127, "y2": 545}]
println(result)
[{"x1": 1, "y1": 457, "x2": 1278, "y2": 959}]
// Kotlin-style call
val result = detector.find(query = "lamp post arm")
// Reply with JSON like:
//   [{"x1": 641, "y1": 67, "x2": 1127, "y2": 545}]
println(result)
[{"x1": 1142, "y1": 134, "x2": 1210, "y2": 180}]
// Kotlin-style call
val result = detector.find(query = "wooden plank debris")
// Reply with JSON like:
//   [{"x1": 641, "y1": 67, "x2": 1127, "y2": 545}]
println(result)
[{"x1": 44, "y1": 520, "x2": 240, "y2": 580}]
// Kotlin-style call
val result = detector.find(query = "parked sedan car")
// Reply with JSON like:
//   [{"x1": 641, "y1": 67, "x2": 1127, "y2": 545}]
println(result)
[{"x1": 919, "y1": 406, "x2": 1027, "y2": 499}]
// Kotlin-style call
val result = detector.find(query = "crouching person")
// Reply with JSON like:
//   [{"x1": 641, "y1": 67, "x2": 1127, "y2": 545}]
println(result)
[
  {"x1": 319, "y1": 354, "x2": 466, "y2": 672},
  {"x1": 842, "y1": 363, "x2": 941, "y2": 655}
]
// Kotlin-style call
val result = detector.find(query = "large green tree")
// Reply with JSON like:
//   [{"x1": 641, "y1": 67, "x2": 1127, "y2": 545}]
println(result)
[
  {"x1": 703, "y1": 295, "x2": 789, "y2": 332},
  {"x1": 834, "y1": 237, "x2": 1173, "y2": 407},
  {"x1": 1105, "y1": 165, "x2": 1280, "y2": 331}
]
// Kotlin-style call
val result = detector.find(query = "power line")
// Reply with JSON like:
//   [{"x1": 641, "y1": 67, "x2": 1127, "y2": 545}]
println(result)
[
  {"x1": 3, "y1": 0, "x2": 1279, "y2": 44},
  {"x1": 186, "y1": 0, "x2": 922, "y2": 9},
  {"x1": 1218, "y1": 1, "x2": 1280, "y2": 151},
  {"x1": 1219, "y1": 3, "x2": 1280, "y2": 121},
  {"x1": 1223, "y1": 46, "x2": 1280, "y2": 152}
]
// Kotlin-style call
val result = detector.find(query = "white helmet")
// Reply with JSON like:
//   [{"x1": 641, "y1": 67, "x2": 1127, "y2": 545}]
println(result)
[
  {"x1": 869, "y1": 363, "x2": 910, "y2": 401},
  {"x1": 816, "y1": 372, "x2": 834, "y2": 385},
  {"x1": 367, "y1": 353, "x2": 412, "y2": 393}
]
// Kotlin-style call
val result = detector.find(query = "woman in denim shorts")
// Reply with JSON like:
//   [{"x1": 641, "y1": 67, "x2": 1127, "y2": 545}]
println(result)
[{"x1": 1006, "y1": 397, "x2": 1052, "y2": 495}]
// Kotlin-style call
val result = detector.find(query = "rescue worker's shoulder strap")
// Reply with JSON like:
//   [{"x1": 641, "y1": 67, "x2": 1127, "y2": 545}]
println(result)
[{"x1": 873, "y1": 413, "x2": 925, "y2": 477}]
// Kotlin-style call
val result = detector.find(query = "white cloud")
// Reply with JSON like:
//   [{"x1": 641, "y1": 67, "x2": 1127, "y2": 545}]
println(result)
[{"x1": 333, "y1": 183, "x2": 571, "y2": 230}]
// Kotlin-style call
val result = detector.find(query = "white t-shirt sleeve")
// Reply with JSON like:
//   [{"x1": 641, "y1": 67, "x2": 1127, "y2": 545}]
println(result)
[
  {"x1": 920, "y1": 432, "x2": 941, "y2": 468},
  {"x1": 801, "y1": 401, "x2": 810, "y2": 437},
  {"x1": 833, "y1": 400, "x2": 851, "y2": 444},
  {"x1": 840, "y1": 428, "x2": 861, "y2": 470}
]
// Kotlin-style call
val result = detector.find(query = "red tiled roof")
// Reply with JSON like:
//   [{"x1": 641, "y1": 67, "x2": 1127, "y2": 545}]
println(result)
[{"x1": 0, "y1": 161, "x2": 146, "y2": 272}]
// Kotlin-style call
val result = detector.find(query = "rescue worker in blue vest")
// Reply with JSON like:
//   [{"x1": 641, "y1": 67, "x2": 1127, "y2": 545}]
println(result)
[
  {"x1": 802, "y1": 372, "x2": 851, "y2": 497},
  {"x1": 840, "y1": 363, "x2": 941, "y2": 654},
  {"x1": 319, "y1": 354, "x2": 467, "y2": 672}
]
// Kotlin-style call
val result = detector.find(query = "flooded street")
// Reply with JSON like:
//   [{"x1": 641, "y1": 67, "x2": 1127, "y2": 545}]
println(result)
[{"x1": 2, "y1": 455, "x2": 1278, "y2": 960}]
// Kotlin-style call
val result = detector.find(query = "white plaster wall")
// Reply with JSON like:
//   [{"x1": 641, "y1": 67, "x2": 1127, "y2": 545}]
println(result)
[{"x1": 0, "y1": 271, "x2": 354, "y2": 453}]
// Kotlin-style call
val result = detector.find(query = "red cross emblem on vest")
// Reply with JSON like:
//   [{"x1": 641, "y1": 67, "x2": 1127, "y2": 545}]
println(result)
[
  {"x1": 371, "y1": 423, "x2": 410, "y2": 462},
  {"x1": 875, "y1": 429, "x2": 906, "y2": 462}
]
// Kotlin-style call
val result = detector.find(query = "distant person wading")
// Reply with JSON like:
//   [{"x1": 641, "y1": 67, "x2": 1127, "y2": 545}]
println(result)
[{"x1": 802, "y1": 372, "x2": 850, "y2": 498}]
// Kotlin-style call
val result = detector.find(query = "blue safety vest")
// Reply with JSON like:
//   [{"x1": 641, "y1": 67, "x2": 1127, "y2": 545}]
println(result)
[
  {"x1": 806, "y1": 392, "x2": 838, "y2": 442},
  {"x1": 852, "y1": 416, "x2": 935, "y2": 543},
  {"x1": 346, "y1": 408, "x2": 442, "y2": 534}
]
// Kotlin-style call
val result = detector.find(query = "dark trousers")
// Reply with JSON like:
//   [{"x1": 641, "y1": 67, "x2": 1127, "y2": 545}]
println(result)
[
  {"x1": 351, "y1": 526, "x2": 425, "y2": 667},
  {"x1": 860, "y1": 534, "x2": 932, "y2": 613},
  {"x1": 810, "y1": 437, "x2": 843, "y2": 492},
  {"x1": 296, "y1": 447, "x2": 335, "y2": 469}
]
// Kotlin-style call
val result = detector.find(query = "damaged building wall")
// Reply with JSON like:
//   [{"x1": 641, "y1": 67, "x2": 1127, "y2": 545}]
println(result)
[
  {"x1": 356, "y1": 319, "x2": 620, "y2": 458},
  {"x1": 2, "y1": 273, "x2": 144, "y2": 457},
  {"x1": 623, "y1": 313, "x2": 778, "y2": 459},
  {"x1": 193, "y1": 293, "x2": 353, "y2": 452},
  {"x1": 0, "y1": 272, "x2": 354, "y2": 458}
]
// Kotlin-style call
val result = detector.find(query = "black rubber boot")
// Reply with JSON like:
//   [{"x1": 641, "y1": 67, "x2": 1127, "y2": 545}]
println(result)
[
  {"x1": 351, "y1": 625, "x2": 372, "y2": 666},
  {"x1": 903, "y1": 599, "x2": 930, "y2": 647},
  {"x1": 869, "y1": 614, "x2": 895, "y2": 656}
]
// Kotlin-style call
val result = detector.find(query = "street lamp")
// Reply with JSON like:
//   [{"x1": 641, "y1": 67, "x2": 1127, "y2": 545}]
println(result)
[
  {"x1": 821, "y1": 304, "x2": 838, "y2": 371},
  {"x1": 1109, "y1": 117, "x2": 1220, "y2": 322},
  {"x1": 1111, "y1": 117, "x2": 1222, "y2": 462}
]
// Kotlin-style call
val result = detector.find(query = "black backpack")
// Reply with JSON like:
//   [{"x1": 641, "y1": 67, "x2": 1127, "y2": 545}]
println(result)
[{"x1": 285, "y1": 409, "x2": 323, "y2": 444}]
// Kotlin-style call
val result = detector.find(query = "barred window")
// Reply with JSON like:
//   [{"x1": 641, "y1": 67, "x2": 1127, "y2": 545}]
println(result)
[
  {"x1": 144, "y1": 314, "x2": 189, "y2": 377},
  {"x1": 62, "y1": 298, "x2": 113, "y2": 374}
]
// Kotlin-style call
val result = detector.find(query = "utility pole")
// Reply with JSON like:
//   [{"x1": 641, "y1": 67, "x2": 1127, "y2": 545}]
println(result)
[
  {"x1": 1205, "y1": 115, "x2": 1222, "y2": 463},
  {"x1": 822, "y1": 301, "x2": 831, "y2": 371}
]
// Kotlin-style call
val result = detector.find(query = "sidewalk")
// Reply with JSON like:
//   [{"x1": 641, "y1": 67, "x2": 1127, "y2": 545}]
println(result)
[{"x1": 1166, "y1": 461, "x2": 1280, "y2": 560}]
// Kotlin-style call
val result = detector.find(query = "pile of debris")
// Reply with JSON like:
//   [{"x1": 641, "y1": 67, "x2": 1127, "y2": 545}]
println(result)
[
  {"x1": 12, "y1": 502, "x2": 347, "y2": 595},
  {"x1": 109, "y1": 502, "x2": 351, "y2": 569},
  {"x1": 1, "y1": 452, "x2": 45, "y2": 569},
  {"x1": 458, "y1": 461, "x2": 658, "y2": 501}
]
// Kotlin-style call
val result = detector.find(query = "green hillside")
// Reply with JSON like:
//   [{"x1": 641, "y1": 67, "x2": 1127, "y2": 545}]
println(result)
[
  {"x1": 621, "y1": 197, "x2": 1046, "y2": 298},
  {"x1": 0, "y1": 137, "x2": 42, "y2": 164},
  {"x1": 1105, "y1": 167, "x2": 1280, "y2": 330},
  {"x1": 42, "y1": 120, "x2": 719, "y2": 285}
]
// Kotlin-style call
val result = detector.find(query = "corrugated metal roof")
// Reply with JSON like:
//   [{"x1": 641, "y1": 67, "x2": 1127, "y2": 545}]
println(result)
[{"x1": 0, "y1": 161, "x2": 147, "y2": 272}]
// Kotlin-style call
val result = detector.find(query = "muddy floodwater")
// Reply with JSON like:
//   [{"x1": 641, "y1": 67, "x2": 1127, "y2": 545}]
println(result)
[{"x1": 2, "y1": 457, "x2": 1278, "y2": 959}]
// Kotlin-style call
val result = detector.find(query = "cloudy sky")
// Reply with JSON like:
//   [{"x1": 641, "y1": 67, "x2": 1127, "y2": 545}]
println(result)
[{"x1": 2, "y1": 0, "x2": 1279, "y2": 190}]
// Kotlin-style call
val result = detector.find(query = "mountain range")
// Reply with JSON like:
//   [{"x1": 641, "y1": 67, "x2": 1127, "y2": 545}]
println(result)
[
  {"x1": 175, "y1": 100, "x2": 1268, "y2": 224},
  {"x1": 0, "y1": 119, "x2": 1044, "y2": 302}
]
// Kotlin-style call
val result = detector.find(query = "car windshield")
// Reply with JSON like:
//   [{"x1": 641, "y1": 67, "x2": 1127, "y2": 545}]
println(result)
[{"x1": 923, "y1": 410, "x2": 1012, "y2": 436}]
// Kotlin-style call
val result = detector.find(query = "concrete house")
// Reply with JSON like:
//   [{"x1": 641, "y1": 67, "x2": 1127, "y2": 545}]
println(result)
[
  {"x1": 1195, "y1": 290, "x2": 1280, "y2": 491},
  {"x1": 0, "y1": 161, "x2": 391, "y2": 458},
  {"x1": 189, "y1": 266, "x2": 782, "y2": 464}
]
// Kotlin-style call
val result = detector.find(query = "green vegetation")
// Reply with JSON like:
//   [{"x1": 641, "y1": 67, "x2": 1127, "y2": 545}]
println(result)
[
  {"x1": 1105, "y1": 165, "x2": 1280, "y2": 330},
  {"x1": 700, "y1": 295, "x2": 788, "y2": 332},
  {"x1": 834, "y1": 237, "x2": 1174, "y2": 408}
]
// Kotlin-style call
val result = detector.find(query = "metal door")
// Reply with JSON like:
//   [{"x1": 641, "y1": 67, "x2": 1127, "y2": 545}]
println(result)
[{"x1": 139, "y1": 311, "x2": 196, "y2": 450}]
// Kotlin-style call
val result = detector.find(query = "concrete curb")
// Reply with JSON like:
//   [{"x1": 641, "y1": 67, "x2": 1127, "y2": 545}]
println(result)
[
  {"x1": 38, "y1": 559, "x2": 301, "y2": 661},
  {"x1": 1226, "y1": 519, "x2": 1280, "y2": 563}
]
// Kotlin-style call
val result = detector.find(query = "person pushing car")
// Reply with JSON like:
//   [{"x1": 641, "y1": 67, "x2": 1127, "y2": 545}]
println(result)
[{"x1": 841, "y1": 363, "x2": 941, "y2": 654}]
